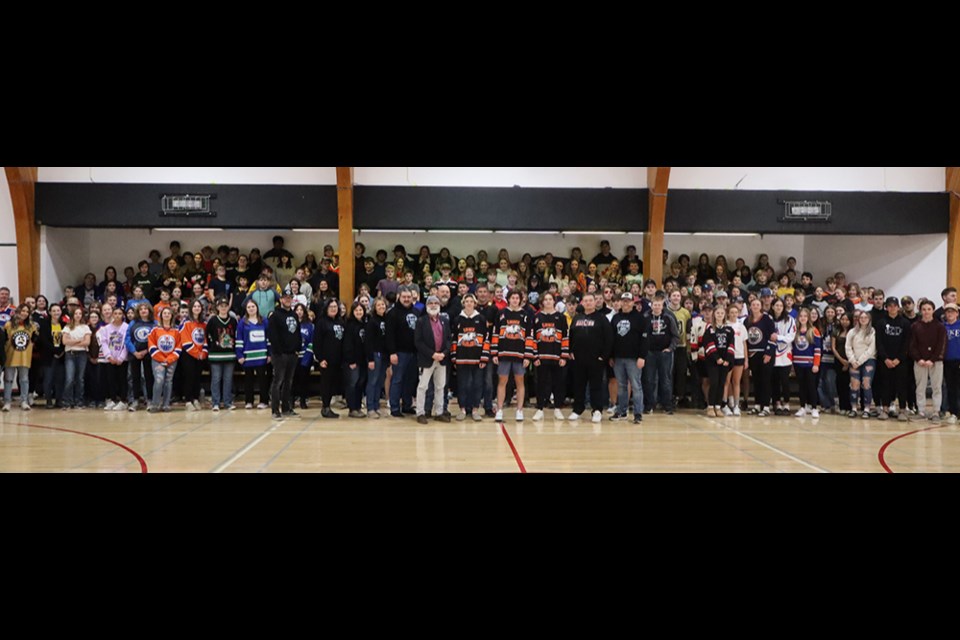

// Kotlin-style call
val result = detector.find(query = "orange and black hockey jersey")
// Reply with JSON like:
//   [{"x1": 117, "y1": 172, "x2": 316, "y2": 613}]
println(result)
[
  {"x1": 491, "y1": 308, "x2": 531, "y2": 361},
  {"x1": 451, "y1": 311, "x2": 490, "y2": 365},
  {"x1": 528, "y1": 311, "x2": 569, "y2": 362}
]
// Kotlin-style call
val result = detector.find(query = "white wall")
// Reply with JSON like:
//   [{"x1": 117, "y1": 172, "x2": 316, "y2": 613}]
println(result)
[
  {"x1": 803, "y1": 234, "x2": 947, "y2": 305},
  {"x1": 38, "y1": 167, "x2": 338, "y2": 185},
  {"x1": 354, "y1": 167, "x2": 648, "y2": 189},
  {"x1": 671, "y1": 167, "x2": 945, "y2": 192},
  {"x1": 0, "y1": 171, "x2": 19, "y2": 302},
  {"x1": 663, "y1": 234, "x2": 806, "y2": 274}
]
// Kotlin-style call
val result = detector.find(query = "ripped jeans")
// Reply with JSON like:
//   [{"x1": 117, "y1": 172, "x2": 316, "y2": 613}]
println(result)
[{"x1": 849, "y1": 359, "x2": 876, "y2": 411}]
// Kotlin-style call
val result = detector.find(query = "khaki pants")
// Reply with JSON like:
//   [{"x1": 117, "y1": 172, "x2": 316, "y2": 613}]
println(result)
[
  {"x1": 417, "y1": 361, "x2": 447, "y2": 417},
  {"x1": 914, "y1": 361, "x2": 944, "y2": 417}
]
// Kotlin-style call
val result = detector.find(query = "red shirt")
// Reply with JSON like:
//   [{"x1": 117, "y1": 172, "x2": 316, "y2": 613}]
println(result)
[{"x1": 430, "y1": 315, "x2": 443, "y2": 353}]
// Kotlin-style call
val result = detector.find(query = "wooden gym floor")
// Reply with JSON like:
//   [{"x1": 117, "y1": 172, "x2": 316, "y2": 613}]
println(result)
[{"x1": 0, "y1": 401, "x2": 956, "y2": 473}]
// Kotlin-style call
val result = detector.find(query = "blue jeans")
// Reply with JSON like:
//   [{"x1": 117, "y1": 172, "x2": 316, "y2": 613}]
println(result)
[
  {"x1": 818, "y1": 364, "x2": 837, "y2": 409},
  {"x1": 849, "y1": 358, "x2": 876, "y2": 410},
  {"x1": 483, "y1": 362, "x2": 496, "y2": 412},
  {"x1": 43, "y1": 357, "x2": 65, "y2": 407},
  {"x1": 152, "y1": 360, "x2": 178, "y2": 409},
  {"x1": 643, "y1": 350, "x2": 674, "y2": 411},
  {"x1": 389, "y1": 352, "x2": 418, "y2": 414},
  {"x1": 343, "y1": 363, "x2": 367, "y2": 411},
  {"x1": 365, "y1": 353, "x2": 388, "y2": 412},
  {"x1": 3, "y1": 367, "x2": 29, "y2": 405},
  {"x1": 457, "y1": 365, "x2": 483, "y2": 413},
  {"x1": 614, "y1": 357, "x2": 643, "y2": 416},
  {"x1": 210, "y1": 361, "x2": 235, "y2": 407},
  {"x1": 64, "y1": 352, "x2": 87, "y2": 408}
]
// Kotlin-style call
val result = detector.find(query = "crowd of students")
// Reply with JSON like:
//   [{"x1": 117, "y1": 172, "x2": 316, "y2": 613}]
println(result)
[{"x1": 2, "y1": 236, "x2": 958, "y2": 426}]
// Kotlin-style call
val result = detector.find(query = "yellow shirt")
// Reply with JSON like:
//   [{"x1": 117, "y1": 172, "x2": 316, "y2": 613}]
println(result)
[
  {"x1": 4, "y1": 321, "x2": 38, "y2": 368},
  {"x1": 777, "y1": 286, "x2": 796, "y2": 298}
]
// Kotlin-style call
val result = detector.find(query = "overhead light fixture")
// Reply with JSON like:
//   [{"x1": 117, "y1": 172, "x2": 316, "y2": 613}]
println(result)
[
  {"x1": 153, "y1": 228, "x2": 225, "y2": 232},
  {"x1": 779, "y1": 199, "x2": 832, "y2": 222},
  {"x1": 160, "y1": 193, "x2": 217, "y2": 218}
]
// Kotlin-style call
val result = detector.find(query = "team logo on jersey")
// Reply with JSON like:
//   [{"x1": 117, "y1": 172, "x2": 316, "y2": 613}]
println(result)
[
  {"x1": 540, "y1": 326, "x2": 558, "y2": 342},
  {"x1": 504, "y1": 323, "x2": 523, "y2": 338},
  {"x1": 286, "y1": 317, "x2": 298, "y2": 334},
  {"x1": 158, "y1": 334, "x2": 176, "y2": 353},
  {"x1": 949, "y1": 328, "x2": 960, "y2": 341},
  {"x1": 218, "y1": 331, "x2": 234, "y2": 349},
  {"x1": 250, "y1": 329, "x2": 265, "y2": 342},
  {"x1": 651, "y1": 318, "x2": 665, "y2": 335},
  {"x1": 359, "y1": 329, "x2": 365, "y2": 342},
  {"x1": 747, "y1": 326, "x2": 763, "y2": 345},
  {"x1": 617, "y1": 320, "x2": 631, "y2": 337},
  {"x1": 12, "y1": 330, "x2": 30, "y2": 351},
  {"x1": 192, "y1": 328, "x2": 205, "y2": 345},
  {"x1": 459, "y1": 331, "x2": 479, "y2": 348},
  {"x1": 406, "y1": 314, "x2": 418, "y2": 330},
  {"x1": 333, "y1": 325, "x2": 344, "y2": 340},
  {"x1": 109, "y1": 331, "x2": 125, "y2": 351},
  {"x1": 380, "y1": 321, "x2": 386, "y2": 334},
  {"x1": 885, "y1": 325, "x2": 903, "y2": 337},
  {"x1": 301, "y1": 327, "x2": 311, "y2": 340},
  {"x1": 574, "y1": 318, "x2": 595, "y2": 328},
  {"x1": 795, "y1": 335, "x2": 809, "y2": 350},
  {"x1": 135, "y1": 326, "x2": 152, "y2": 343}
]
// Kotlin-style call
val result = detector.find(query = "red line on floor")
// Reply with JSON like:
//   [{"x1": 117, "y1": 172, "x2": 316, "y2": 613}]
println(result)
[
  {"x1": 20, "y1": 423, "x2": 149, "y2": 474},
  {"x1": 878, "y1": 424, "x2": 951, "y2": 474},
  {"x1": 500, "y1": 423, "x2": 527, "y2": 474}
]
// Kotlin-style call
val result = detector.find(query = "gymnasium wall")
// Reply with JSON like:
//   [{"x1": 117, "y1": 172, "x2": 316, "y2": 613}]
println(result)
[{"x1": 0, "y1": 171, "x2": 19, "y2": 303}]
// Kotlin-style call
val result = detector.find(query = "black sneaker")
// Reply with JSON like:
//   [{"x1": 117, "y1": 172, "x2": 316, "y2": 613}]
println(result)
[
  {"x1": 633, "y1": 416, "x2": 643, "y2": 424},
  {"x1": 282, "y1": 410, "x2": 300, "y2": 418},
  {"x1": 484, "y1": 409, "x2": 497, "y2": 418},
  {"x1": 609, "y1": 413, "x2": 624, "y2": 422},
  {"x1": 390, "y1": 412, "x2": 403, "y2": 418},
  {"x1": 666, "y1": 408, "x2": 674, "y2": 415},
  {"x1": 272, "y1": 412, "x2": 283, "y2": 420},
  {"x1": 402, "y1": 408, "x2": 416, "y2": 415}
]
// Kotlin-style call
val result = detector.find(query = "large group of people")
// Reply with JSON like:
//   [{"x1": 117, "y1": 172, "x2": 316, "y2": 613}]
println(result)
[{"x1": 2, "y1": 235, "x2": 958, "y2": 426}]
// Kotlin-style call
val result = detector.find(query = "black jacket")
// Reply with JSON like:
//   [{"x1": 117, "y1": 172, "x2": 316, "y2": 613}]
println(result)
[
  {"x1": 569, "y1": 310, "x2": 614, "y2": 363},
  {"x1": 610, "y1": 309, "x2": 650, "y2": 360},
  {"x1": 314, "y1": 316, "x2": 345, "y2": 367},
  {"x1": 342, "y1": 317, "x2": 366, "y2": 367},
  {"x1": 415, "y1": 314, "x2": 452, "y2": 369},
  {"x1": 385, "y1": 303, "x2": 421, "y2": 355},
  {"x1": 364, "y1": 313, "x2": 389, "y2": 364},
  {"x1": 266, "y1": 306, "x2": 302, "y2": 355},
  {"x1": 35, "y1": 315, "x2": 65, "y2": 366}
]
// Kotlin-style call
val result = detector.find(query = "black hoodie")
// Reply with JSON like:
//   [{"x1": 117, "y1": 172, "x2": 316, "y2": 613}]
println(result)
[
  {"x1": 569, "y1": 310, "x2": 613, "y2": 363},
  {"x1": 342, "y1": 317, "x2": 366, "y2": 367},
  {"x1": 385, "y1": 303, "x2": 421, "y2": 355},
  {"x1": 266, "y1": 306, "x2": 302, "y2": 355},
  {"x1": 364, "y1": 312, "x2": 388, "y2": 364},
  {"x1": 314, "y1": 315, "x2": 345, "y2": 367},
  {"x1": 876, "y1": 313, "x2": 912, "y2": 362}
]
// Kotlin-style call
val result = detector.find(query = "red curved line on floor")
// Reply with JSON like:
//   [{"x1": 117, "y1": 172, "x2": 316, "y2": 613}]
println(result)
[
  {"x1": 19, "y1": 423, "x2": 149, "y2": 474},
  {"x1": 878, "y1": 424, "x2": 951, "y2": 474},
  {"x1": 500, "y1": 423, "x2": 527, "y2": 474}
]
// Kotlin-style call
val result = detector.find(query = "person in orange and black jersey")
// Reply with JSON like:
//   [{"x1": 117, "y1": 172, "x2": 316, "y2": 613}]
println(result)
[
  {"x1": 528, "y1": 291, "x2": 569, "y2": 422},
  {"x1": 475, "y1": 284, "x2": 500, "y2": 419},
  {"x1": 451, "y1": 293, "x2": 490, "y2": 422},
  {"x1": 491, "y1": 290, "x2": 532, "y2": 422}
]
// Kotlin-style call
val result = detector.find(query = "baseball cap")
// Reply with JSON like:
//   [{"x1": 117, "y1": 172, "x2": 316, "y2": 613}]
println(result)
[
  {"x1": 715, "y1": 290, "x2": 729, "y2": 298},
  {"x1": 216, "y1": 297, "x2": 230, "y2": 306},
  {"x1": 760, "y1": 287, "x2": 773, "y2": 297},
  {"x1": 620, "y1": 292, "x2": 634, "y2": 300},
  {"x1": 702, "y1": 284, "x2": 713, "y2": 292},
  {"x1": 945, "y1": 303, "x2": 959, "y2": 312},
  {"x1": 643, "y1": 279, "x2": 657, "y2": 288},
  {"x1": 280, "y1": 290, "x2": 293, "y2": 299},
  {"x1": 884, "y1": 296, "x2": 900, "y2": 307},
  {"x1": 901, "y1": 296, "x2": 914, "y2": 305}
]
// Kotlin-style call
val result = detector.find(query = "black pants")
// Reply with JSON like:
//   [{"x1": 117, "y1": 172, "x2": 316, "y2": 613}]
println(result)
[
  {"x1": 944, "y1": 360, "x2": 960, "y2": 417},
  {"x1": 294, "y1": 363, "x2": 312, "y2": 402},
  {"x1": 86, "y1": 361, "x2": 103, "y2": 405},
  {"x1": 771, "y1": 366, "x2": 792, "y2": 405},
  {"x1": 105, "y1": 362, "x2": 129, "y2": 402},
  {"x1": 706, "y1": 361, "x2": 729, "y2": 407},
  {"x1": 673, "y1": 346, "x2": 689, "y2": 401},
  {"x1": 129, "y1": 355, "x2": 154, "y2": 404},
  {"x1": 795, "y1": 367, "x2": 817, "y2": 408},
  {"x1": 836, "y1": 364, "x2": 852, "y2": 411},
  {"x1": 271, "y1": 353, "x2": 298, "y2": 414},
  {"x1": 319, "y1": 363, "x2": 342, "y2": 408},
  {"x1": 536, "y1": 363, "x2": 567, "y2": 410},
  {"x1": 572, "y1": 359, "x2": 605, "y2": 415},
  {"x1": 748, "y1": 355, "x2": 773, "y2": 409},
  {"x1": 180, "y1": 355, "x2": 204, "y2": 403},
  {"x1": 243, "y1": 365, "x2": 270, "y2": 405},
  {"x1": 877, "y1": 360, "x2": 911, "y2": 410}
]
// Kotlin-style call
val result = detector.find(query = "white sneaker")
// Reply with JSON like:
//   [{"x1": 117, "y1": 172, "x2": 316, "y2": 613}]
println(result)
[
  {"x1": 947, "y1": 414, "x2": 958, "y2": 425},
  {"x1": 21, "y1": 403, "x2": 31, "y2": 412},
  {"x1": 811, "y1": 408, "x2": 820, "y2": 419},
  {"x1": 186, "y1": 401, "x2": 197, "y2": 412},
  {"x1": 194, "y1": 400, "x2": 202, "y2": 411},
  {"x1": 733, "y1": 406, "x2": 742, "y2": 416},
  {"x1": 568, "y1": 412, "x2": 581, "y2": 421},
  {"x1": 456, "y1": 411, "x2": 466, "y2": 422},
  {"x1": 794, "y1": 408, "x2": 807, "y2": 418},
  {"x1": 515, "y1": 410, "x2": 524, "y2": 422},
  {"x1": 472, "y1": 413, "x2": 483, "y2": 422},
  {"x1": 245, "y1": 403, "x2": 254, "y2": 410},
  {"x1": 212, "y1": 406, "x2": 220, "y2": 413},
  {"x1": 1, "y1": 404, "x2": 9, "y2": 412},
  {"x1": 532, "y1": 410, "x2": 544, "y2": 421},
  {"x1": 605, "y1": 406, "x2": 616, "y2": 416},
  {"x1": 257, "y1": 403, "x2": 269, "y2": 410},
  {"x1": 114, "y1": 402, "x2": 127, "y2": 412},
  {"x1": 554, "y1": 409, "x2": 565, "y2": 421},
  {"x1": 722, "y1": 406, "x2": 733, "y2": 417},
  {"x1": 104, "y1": 401, "x2": 116, "y2": 411},
  {"x1": 592, "y1": 411, "x2": 602, "y2": 423},
  {"x1": 495, "y1": 410, "x2": 504, "y2": 422}
]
